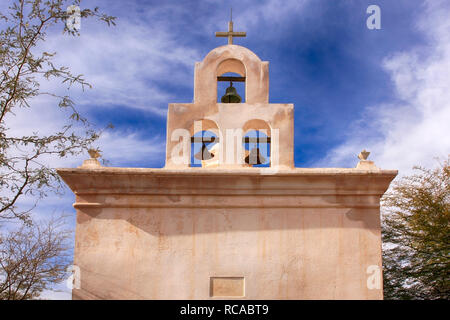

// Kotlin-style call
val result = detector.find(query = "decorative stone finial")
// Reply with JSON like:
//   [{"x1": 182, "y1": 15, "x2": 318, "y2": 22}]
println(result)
[
  {"x1": 358, "y1": 149, "x2": 370, "y2": 161},
  {"x1": 88, "y1": 148, "x2": 101, "y2": 159},
  {"x1": 356, "y1": 149, "x2": 379, "y2": 171},
  {"x1": 79, "y1": 148, "x2": 102, "y2": 168}
]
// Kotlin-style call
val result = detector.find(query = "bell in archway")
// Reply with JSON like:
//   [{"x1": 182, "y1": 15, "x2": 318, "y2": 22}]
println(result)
[
  {"x1": 194, "y1": 142, "x2": 215, "y2": 160},
  {"x1": 245, "y1": 147, "x2": 266, "y2": 165},
  {"x1": 221, "y1": 82, "x2": 242, "y2": 103}
]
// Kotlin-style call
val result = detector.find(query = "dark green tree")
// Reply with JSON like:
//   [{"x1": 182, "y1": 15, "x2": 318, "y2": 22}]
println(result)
[{"x1": 382, "y1": 157, "x2": 450, "y2": 299}]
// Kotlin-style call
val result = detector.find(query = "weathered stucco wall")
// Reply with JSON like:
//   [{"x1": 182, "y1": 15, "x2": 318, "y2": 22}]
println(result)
[
  {"x1": 58, "y1": 43, "x2": 397, "y2": 300},
  {"x1": 58, "y1": 168, "x2": 396, "y2": 300}
]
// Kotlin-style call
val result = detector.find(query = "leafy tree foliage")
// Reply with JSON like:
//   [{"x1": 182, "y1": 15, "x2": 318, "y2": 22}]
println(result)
[
  {"x1": 0, "y1": 0, "x2": 115, "y2": 222},
  {"x1": 0, "y1": 0, "x2": 115, "y2": 299},
  {"x1": 382, "y1": 157, "x2": 450, "y2": 299}
]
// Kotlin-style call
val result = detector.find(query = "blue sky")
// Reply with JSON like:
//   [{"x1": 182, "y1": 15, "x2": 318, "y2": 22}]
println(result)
[
  {"x1": 2, "y1": 0, "x2": 449, "y2": 298},
  {"x1": 42, "y1": 0, "x2": 446, "y2": 169}
]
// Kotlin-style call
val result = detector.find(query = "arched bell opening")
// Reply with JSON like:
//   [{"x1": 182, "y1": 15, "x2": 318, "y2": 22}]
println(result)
[
  {"x1": 216, "y1": 58, "x2": 246, "y2": 103},
  {"x1": 190, "y1": 130, "x2": 219, "y2": 167},
  {"x1": 217, "y1": 72, "x2": 245, "y2": 103},
  {"x1": 243, "y1": 130, "x2": 271, "y2": 167},
  {"x1": 242, "y1": 119, "x2": 271, "y2": 167}
]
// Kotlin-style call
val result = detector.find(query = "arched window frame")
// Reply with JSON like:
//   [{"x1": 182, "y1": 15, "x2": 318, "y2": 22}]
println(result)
[
  {"x1": 189, "y1": 119, "x2": 220, "y2": 168},
  {"x1": 242, "y1": 120, "x2": 271, "y2": 167}
]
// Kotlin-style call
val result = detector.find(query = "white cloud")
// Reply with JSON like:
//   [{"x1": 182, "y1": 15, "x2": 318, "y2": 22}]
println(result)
[
  {"x1": 317, "y1": 0, "x2": 450, "y2": 175},
  {"x1": 203, "y1": 0, "x2": 309, "y2": 37},
  {"x1": 95, "y1": 130, "x2": 165, "y2": 167},
  {"x1": 38, "y1": 16, "x2": 200, "y2": 116},
  {"x1": 39, "y1": 281, "x2": 72, "y2": 300},
  {"x1": 4, "y1": 94, "x2": 166, "y2": 168}
]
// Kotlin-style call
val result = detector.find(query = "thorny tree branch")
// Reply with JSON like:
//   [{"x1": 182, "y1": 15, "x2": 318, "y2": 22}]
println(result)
[{"x1": 0, "y1": 0, "x2": 116, "y2": 222}]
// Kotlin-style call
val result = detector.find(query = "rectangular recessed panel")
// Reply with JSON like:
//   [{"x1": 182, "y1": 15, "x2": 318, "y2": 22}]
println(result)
[{"x1": 210, "y1": 277, "x2": 245, "y2": 297}]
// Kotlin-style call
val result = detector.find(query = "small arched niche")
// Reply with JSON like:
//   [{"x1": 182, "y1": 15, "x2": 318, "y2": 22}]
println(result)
[
  {"x1": 194, "y1": 45, "x2": 268, "y2": 104},
  {"x1": 189, "y1": 119, "x2": 220, "y2": 167},
  {"x1": 242, "y1": 119, "x2": 271, "y2": 167},
  {"x1": 216, "y1": 59, "x2": 246, "y2": 103}
]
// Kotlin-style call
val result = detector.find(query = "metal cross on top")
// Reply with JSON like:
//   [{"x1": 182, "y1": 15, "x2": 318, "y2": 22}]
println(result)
[{"x1": 215, "y1": 9, "x2": 246, "y2": 45}]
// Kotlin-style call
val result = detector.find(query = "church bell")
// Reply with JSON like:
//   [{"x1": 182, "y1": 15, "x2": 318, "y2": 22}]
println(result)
[
  {"x1": 245, "y1": 147, "x2": 266, "y2": 165},
  {"x1": 221, "y1": 82, "x2": 242, "y2": 103},
  {"x1": 194, "y1": 143, "x2": 215, "y2": 160}
]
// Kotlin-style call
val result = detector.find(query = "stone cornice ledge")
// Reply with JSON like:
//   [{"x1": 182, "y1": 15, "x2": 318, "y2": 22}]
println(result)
[
  {"x1": 57, "y1": 167, "x2": 398, "y2": 198},
  {"x1": 57, "y1": 166, "x2": 397, "y2": 176}
]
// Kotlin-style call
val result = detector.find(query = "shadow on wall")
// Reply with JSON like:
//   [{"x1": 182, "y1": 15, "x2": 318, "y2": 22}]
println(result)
[{"x1": 75, "y1": 207, "x2": 381, "y2": 237}]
